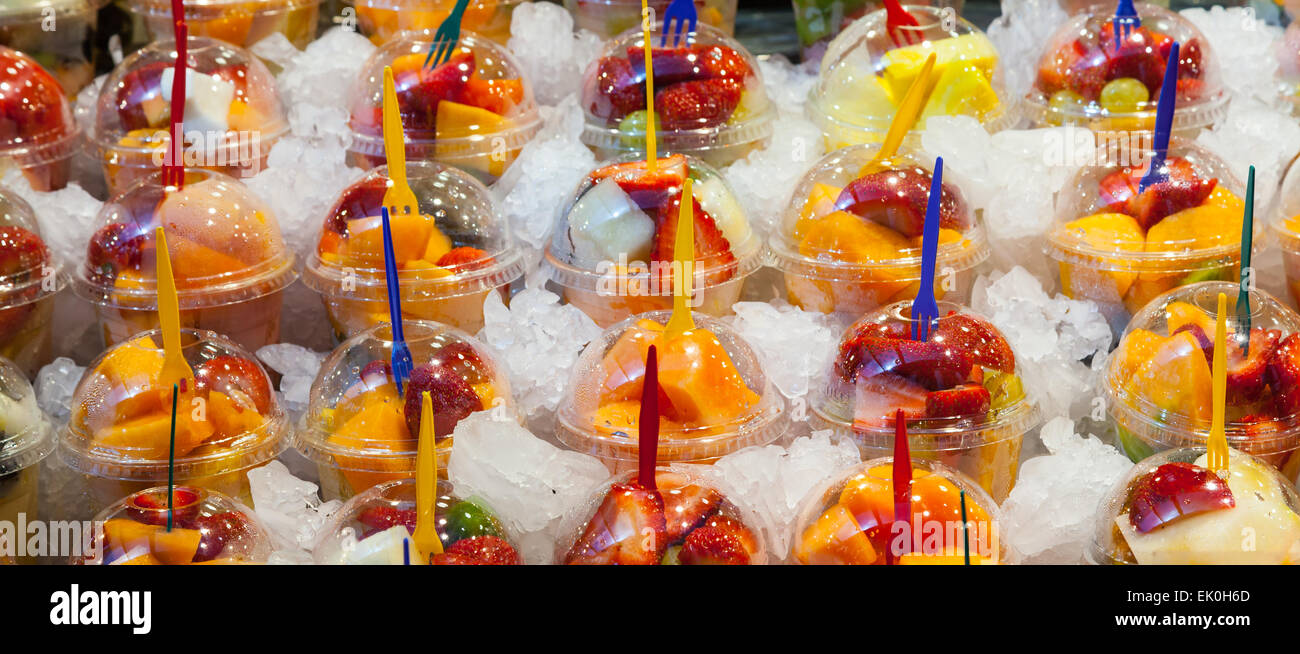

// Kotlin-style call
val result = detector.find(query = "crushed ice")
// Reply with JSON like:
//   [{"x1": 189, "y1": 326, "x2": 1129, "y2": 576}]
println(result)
[{"x1": 248, "y1": 460, "x2": 343, "y2": 560}]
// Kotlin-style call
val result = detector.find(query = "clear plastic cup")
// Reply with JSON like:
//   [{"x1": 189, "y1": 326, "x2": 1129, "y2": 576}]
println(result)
[
  {"x1": 791, "y1": 456, "x2": 1012, "y2": 564},
  {"x1": 564, "y1": 0, "x2": 737, "y2": 40},
  {"x1": 0, "y1": 45, "x2": 80, "y2": 192},
  {"x1": 73, "y1": 485, "x2": 274, "y2": 564},
  {"x1": 1023, "y1": 1, "x2": 1227, "y2": 134},
  {"x1": 771, "y1": 145, "x2": 988, "y2": 318},
  {"x1": 346, "y1": 31, "x2": 541, "y2": 185},
  {"x1": 0, "y1": 190, "x2": 63, "y2": 378},
  {"x1": 542, "y1": 152, "x2": 762, "y2": 327},
  {"x1": 810, "y1": 301, "x2": 1040, "y2": 502},
  {"x1": 1105, "y1": 282, "x2": 1300, "y2": 482},
  {"x1": 127, "y1": 0, "x2": 322, "y2": 49},
  {"x1": 59, "y1": 328, "x2": 289, "y2": 509},
  {"x1": 791, "y1": 0, "x2": 965, "y2": 57},
  {"x1": 0, "y1": 0, "x2": 98, "y2": 96},
  {"x1": 1087, "y1": 447, "x2": 1300, "y2": 564},
  {"x1": 344, "y1": 0, "x2": 523, "y2": 46},
  {"x1": 557, "y1": 466, "x2": 769, "y2": 565},
  {"x1": 579, "y1": 23, "x2": 774, "y2": 169},
  {"x1": 312, "y1": 477, "x2": 521, "y2": 564},
  {"x1": 295, "y1": 319, "x2": 511, "y2": 502},
  {"x1": 92, "y1": 36, "x2": 288, "y2": 196},
  {"x1": 301, "y1": 161, "x2": 524, "y2": 340},
  {"x1": 805, "y1": 5, "x2": 1012, "y2": 150},
  {"x1": 1269, "y1": 154, "x2": 1300, "y2": 309},
  {"x1": 556, "y1": 310, "x2": 787, "y2": 473},
  {"x1": 72, "y1": 169, "x2": 297, "y2": 352},
  {"x1": 0, "y1": 357, "x2": 54, "y2": 563},
  {"x1": 1276, "y1": 21, "x2": 1300, "y2": 115}
]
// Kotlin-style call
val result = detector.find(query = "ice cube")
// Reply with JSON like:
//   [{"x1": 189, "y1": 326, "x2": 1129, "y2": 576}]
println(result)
[
  {"x1": 506, "y1": 2, "x2": 604, "y2": 105},
  {"x1": 247, "y1": 460, "x2": 341, "y2": 553},
  {"x1": 726, "y1": 301, "x2": 838, "y2": 400},
  {"x1": 34, "y1": 357, "x2": 85, "y2": 424},
  {"x1": 255, "y1": 343, "x2": 327, "y2": 420},
  {"x1": 987, "y1": 0, "x2": 1070, "y2": 99}
]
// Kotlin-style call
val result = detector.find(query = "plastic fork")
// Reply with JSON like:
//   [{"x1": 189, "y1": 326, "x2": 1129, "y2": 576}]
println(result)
[
  {"x1": 640, "y1": 0, "x2": 660, "y2": 174},
  {"x1": 664, "y1": 177, "x2": 696, "y2": 340},
  {"x1": 1138, "y1": 42, "x2": 1179, "y2": 193},
  {"x1": 660, "y1": 0, "x2": 698, "y2": 48},
  {"x1": 423, "y1": 0, "x2": 470, "y2": 69},
  {"x1": 1113, "y1": 0, "x2": 1142, "y2": 41},
  {"x1": 860, "y1": 52, "x2": 935, "y2": 175},
  {"x1": 959, "y1": 488, "x2": 970, "y2": 566},
  {"x1": 154, "y1": 226, "x2": 194, "y2": 389},
  {"x1": 638, "y1": 344, "x2": 660, "y2": 491},
  {"x1": 1207, "y1": 292, "x2": 1230, "y2": 476},
  {"x1": 890, "y1": 408, "x2": 912, "y2": 565},
  {"x1": 381, "y1": 207, "x2": 414, "y2": 395},
  {"x1": 381, "y1": 67, "x2": 418, "y2": 217},
  {"x1": 163, "y1": 21, "x2": 188, "y2": 188},
  {"x1": 882, "y1": 0, "x2": 923, "y2": 48},
  {"x1": 1237, "y1": 165, "x2": 1255, "y2": 357},
  {"x1": 412, "y1": 391, "x2": 443, "y2": 561},
  {"x1": 910, "y1": 156, "x2": 943, "y2": 341}
]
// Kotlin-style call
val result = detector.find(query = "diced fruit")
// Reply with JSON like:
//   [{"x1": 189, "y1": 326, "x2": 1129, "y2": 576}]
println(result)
[
  {"x1": 442, "y1": 500, "x2": 504, "y2": 544},
  {"x1": 617, "y1": 109, "x2": 653, "y2": 148},
  {"x1": 853, "y1": 372, "x2": 929, "y2": 428},
  {"x1": 1127, "y1": 462, "x2": 1235, "y2": 533},
  {"x1": 324, "y1": 176, "x2": 388, "y2": 237},
  {"x1": 435, "y1": 247, "x2": 492, "y2": 271},
  {"x1": 192, "y1": 511, "x2": 252, "y2": 562},
  {"x1": 1098, "y1": 157, "x2": 1217, "y2": 231},
  {"x1": 1267, "y1": 333, "x2": 1300, "y2": 416},
  {"x1": 796, "y1": 503, "x2": 878, "y2": 565},
  {"x1": 661, "y1": 479, "x2": 722, "y2": 542},
  {"x1": 654, "y1": 78, "x2": 742, "y2": 130},
  {"x1": 462, "y1": 77, "x2": 523, "y2": 115},
  {"x1": 925, "y1": 383, "x2": 991, "y2": 418},
  {"x1": 678, "y1": 515, "x2": 755, "y2": 565},
  {"x1": 193, "y1": 355, "x2": 271, "y2": 414},
  {"x1": 402, "y1": 361, "x2": 484, "y2": 441},
  {"x1": 934, "y1": 313, "x2": 1014, "y2": 373},
  {"x1": 694, "y1": 44, "x2": 751, "y2": 80},
  {"x1": 1099, "y1": 77, "x2": 1150, "y2": 113},
  {"x1": 1225, "y1": 329, "x2": 1280, "y2": 404},
  {"x1": 1058, "y1": 212, "x2": 1145, "y2": 298},
  {"x1": 652, "y1": 190, "x2": 736, "y2": 286},
  {"x1": 444, "y1": 535, "x2": 519, "y2": 565},
  {"x1": 797, "y1": 210, "x2": 913, "y2": 267},
  {"x1": 588, "y1": 56, "x2": 645, "y2": 120},
  {"x1": 567, "y1": 178, "x2": 656, "y2": 263},
  {"x1": 565, "y1": 482, "x2": 667, "y2": 565},
  {"x1": 880, "y1": 32, "x2": 998, "y2": 100},
  {"x1": 834, "y1": 168, "x2": 968, "y2": 237},
  {"x1": 588, "y1": 154, "x2": 687, "y2": 197},
  {"x1": 918, "y1": 62, "x2": 999, "y2": 123},
  {"x1": 982, "y1": 369, "x2": 1024, "y2": 411},
  {"x1": 693, "y1": 175, "x2": 751, "y2": 248},
  {"x1": 835, "y1": 331, "x2": 973, "y2": 390},
  {"x1": 1126, "y1": 331, "x2": 1213, "y2": 423}
]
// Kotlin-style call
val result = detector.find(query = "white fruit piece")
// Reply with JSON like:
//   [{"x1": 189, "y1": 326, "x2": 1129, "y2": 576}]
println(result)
[
  {"x1": 161, "y1": 68, "x2": 236, "y2": 135},
  {"x1": 694, "y1": 176, "x2": 750, "y2": 248},
  {"x1": 344, "y1": 525, "x2": 425, "y2": 565},
  {"x1": 568, "y1": 178, "x2": 656, "y2": 264}
]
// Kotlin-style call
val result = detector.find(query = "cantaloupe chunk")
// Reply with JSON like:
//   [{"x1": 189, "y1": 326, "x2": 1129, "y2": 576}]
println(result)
[
  {"x1": 796, "y1": 504, "x2": 878, "y2": 565},
  {"x1": 344, "y1": 212, "x2": 435, "y2": 265},
  {"x1": 435, "y1": 100, "x2": 513, "y2": 178},
  {"x1": 99, "y1": 336, "x2": 164, "y2": 388},
  {"x1": 1127, "y1": 331, "x2": 1212, "y2": 424},
  {"x1": 149, "y1": 527, "x2": 202, "y2": 565},
  {"x1": 328, "y1": 388, "x2": 413, "y2": 492},
  {"x1": 93, "y1": 398, "x2": 215, "y2": 460},
  {"x1": 208, "y1": 390, "x2": 263, "y2": 440}
]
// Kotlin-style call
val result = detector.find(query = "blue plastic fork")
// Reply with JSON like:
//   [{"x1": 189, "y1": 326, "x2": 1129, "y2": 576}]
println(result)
[
  {"x1": 660, "y1": 0, "x2": 698, "y2": 48},
  {"x1": 423, "y1": 0, "x2": 470, "y2": 69},
  {"x1": 910, "y1": 156, "x2": 943, "y2": 342},
  {"x1": 1113, "y1": 0, "x2": 1141, "y2": 41},
  {"x1": 1238, "y1": 165, "x2": 1255, "y2": 357},
  {"x1": 381, "y1": 206, "x2": 414, "y2": 394},
  {"x1": 1138, "y1": 41, "x2": 1179, "y2": 193}
]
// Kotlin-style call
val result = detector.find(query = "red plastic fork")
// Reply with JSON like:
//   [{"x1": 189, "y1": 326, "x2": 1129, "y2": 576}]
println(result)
[
  {"x1": 163, "y1": 0, "x2": 187, "y2": 189},
  {"x1": 882, "y1": 0, "x2": 923, "y2": 48}
]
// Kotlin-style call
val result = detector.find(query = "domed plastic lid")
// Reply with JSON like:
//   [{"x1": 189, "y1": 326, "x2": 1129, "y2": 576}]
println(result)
[
  {"x1": 1105, "y1": 282, "x2": 1300, "y2": 460},
  {"x1": 0, "y1": 188, "x2": 64, "y2": 310},
  {"x1": 346, "y1": 31, "x2": 541, "y2": 167},
  {"x1": 1048, "y1": 138, "x2": 1247, "y2": 272},
  {"x1": 0, "y1": 356, "x2": 53, "y2": 474},
  {"x1": 1089, "y1": 448, "x2": 1300, "y2": 564},
  {"x1": 814, "y1": 300, "x2": 1039, "y2": 440},
  {"x1": 77, "y1": 485, "x2": 273, "y2": 564},
  {"x1": 556, "y1": 310, "x2": 785, "y2": 463},
  {"x1": 296, "y1": 319, "x2": 510, "y2": 478},
  {"x1": 127, "y1": 0, "x2": 319, "y2": 15},
  {"x1": 0, "y1": 45, "x2": 79, "y2": 166},
  {"x1": 302, "y1": 161, "x2": 524, "y2": 302},
  {"x1": 92, "y1": 37, "x2": 288, "y2": 161},
  {"x1": 806, "y1": 5, "x2": 1011, "y2": 146},
  {"x1": 543, "y1": 152, "x2": 762, "y2": 295},
  {"x1": 1269, "y1": 151, "x2": 1300, "y2": 252},
  {"x1": 1276, "y1": 22, "x2": 1300, "y2": 116},
  {"x1": 312, "y1": 478, "x2": 521, "y2": 564},
  {"x1": 0, "y1": 0, "x2": 97, "y2": 22},
  {"x1": 1025, "y1": 1, "x2": 1226, "y2": 131},
  {"x1": 579, "y1": 22, "x2": 773, "y2": 155},
  {"x1": 72, "y1": 169, "x2": 297, "y2": 311},
  {"x1": 60, "y1": 328, "x2": 288, "y2": 482},
  {"x1": 792, "y1": 456, "x2": 1010, "y2": 564},
  {"x1": 557, "y1": 466, "x2": 769, "y2": 564},
  {"x1": 771, "y1": 145, "x2": 987, "y2": 286}
]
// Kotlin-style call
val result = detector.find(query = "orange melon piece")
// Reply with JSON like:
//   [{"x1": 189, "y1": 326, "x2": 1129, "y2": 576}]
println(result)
[
  {"x1": 1146, "y1": 204, "x2": 1242, "y2": 253},
  {"x1": 421, "y1": 227, "x2": 453, "y2": 264},
  {"x1": 94, "y1": 404, "x2": 215, "y2": 459},
  {"x1": 1204, "y1": 186, "x2": 1244, "y2": 213},
  {"x1": 464, "y1": 77, "x2": 525, "y2": 115},
  {"x1": 598, "y1": 319, "x2": 666, "y2": 403},
  {"x1": 328, "y1": 388, "x2": 413, "y2": 492},
  {"x1": 149, "y1": 527, "x2": 202, "y2": 565},
  {"x1": 345, "y1": 213, "x2": 434, "y2": 265},
  {"x1": 1058, "y1": 212, "x2": 1145, "y2": 298},
  {"x1": 1127, "y1": 330, "x2": 1212, "y2": 423},
  {"x1": 208, "y1": 390, "x2": 263, "y2": 440},
  {"x1": 655, "y1": 329, "x2": 760, "y2": 427},
  {"x1": 794, "y1": 182, "x2": 843, "y2": 236},
  {"x1": 1111, "y1": 329, "x2": 1166, "y2": 384},
  {"x1": 798, "y1": 210, "x2": 912, "y2": 265},
  {"x1": 99, "y1": 336, "x2": 164, "y2": 387},
  {"x1": 104, "y1": 518, "x2": 159, "y2": 551},
  {"x1": 796, "y1": 503, "x2": 878, "y2": 565},
  {"x1": 169, "y1": 234, "x2": 253, "y2": 282},
  {"x1": 435, "y1": 100, "x2": 513, "y2": 178},
  {"x1": 1164, "y1": 301, "x2": 1213, "y2": 336}
]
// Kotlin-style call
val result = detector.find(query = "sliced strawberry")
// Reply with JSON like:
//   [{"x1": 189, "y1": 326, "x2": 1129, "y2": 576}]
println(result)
[
  {"x1": 934, "y1": 313, "x2": 1014, "y2": 373},
  {"x1": 660, "y1": 479, "x2": 722, "y2": 542},
  {"x1": 192, "y1": 511, "x2": 253, "y2": 562},
  {"x1": 403, "y1": 361, "x2": 484, "y2": 441},
  {"x1": 678, "y1": 515, "x2": 755, "y2": 565},
  {"x1": 1267, "y1": 333, "x2": 1300, "y2": 417},
  {"x1": 626, "y1": 46, "x2": 703, "y2": 87},
  {"x1": 834, "y1": 167, "x2": 969, "y2": 237},
  {"x1": 853, "y1": 372, "x2": 928, "y2": 429},
  {"x1": 430, "y1": 341, "x2": 489, "y2": 385},
  {"x1": 1098, "y1": 157, "x2": 1216, "y2": 230},
  {"x1": 1035, "y1": 38, "x2": 1085, "y2": 96},
  {"x1": 193, "y1": 355, "x2": 273, "y2": 414},
  {"x1": 694, "y1": 44, "x2": 751, "y2": 80},
  {"x1": 651, "y1": 190, "x2": 736, "y2": 287},
  {"x1": 1226, "y1": 328, "x2": 1280, "y2": 404},
  {"x1": 435, "y1": 246, "x2": 494, "y2": 271},
  {"x1": 1127, "y1": 462, "x2": 1235, "y2": 533},
  {"x1": 324, "y1": 175, "x2": 388, "y2": 237},
  {"x1": 114, "y1": 60, "x2": 170, "y2": 130},
  {"x1": 1099, "y1": 24, "x2": 1166, "y2": 94},
  {"x1": 587, "y1": 153, "x2": 688, "y2": 205},
  {"x1": 1236, "y1": 414, "x2": 1290, "y2": 468},
  {"x1": 588, "y1": 56, "x2": 646, "y2": 121},
  {"x1": 431, "y1": 552, "x2": 487, "y2": 565},
  {"x1": 394, "y1": 51, "x2": 474, "y2": 132},
  {"x1": 565, "y1": 481, "x2": 667, "y2": 565},
  {"x1": 1178, "y1": 38, "x2": 1204, "y2": 80},
  {"x1": 445, "y1": 535, "x2": 520, "y2": 565},
  {"x1": 835, "y1": 333, "x2": 973, "y2": 390},
  {"x1": 925, "y1": 383, "x2": 991, "y2": 419},
  {"x1": 655, "y1": 78, "x2": 742, "y2": 130}
]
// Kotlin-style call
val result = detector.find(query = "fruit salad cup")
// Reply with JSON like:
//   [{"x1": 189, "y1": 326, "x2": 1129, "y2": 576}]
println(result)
[
  {"x1": 556, "y1": 310, "x2": 787, "y2": 473},
  {"x1": 296, "y1": 319, "x2": 510, "y2": 502},
  {"x1": 1024, "y1": 1, "x2": 1226, "y2": 134},
  {"x1": 1277, "y1": 21, "x2": 1300, "y2": 115},
  {"x1": 558, "y1": 466, "x2": 769, "y2": 565},
  {"x1": 313, "y1": 478, "x2": 521, "y2": 564},
  {"x1": 92, "y1": 37, "x2": 288, "y2": 196},
  {"x1": 792, "y1": 456, "x2": 1011, "y2": 564},
  {"x1": 346, "y1": 31, "x2": 541, "y2": 184},
  {"x1": 302, "y1": 162, "x2": 525, "y2": 340},
  {"x1": 1269, "y1": 155, "x2": 1300, "y2": 309},
  {"x1": 127, "y1": 0, "x2": 322, "y2": 49},
  {"x1": 73, "y1": 485, "x2": 274, "y2": 564},
  {"x1": 0, "y1": 190, "x2": 64, "y2": 378},
  {"x1": 805, "y1": 5, "x2": 1011, "y2": 150},
  {"x1": 543, "y1": 153, "x2": 762, "y2": 327},
  {"x1": 579, "y1": 23, "x2": 774, "y2": 168},
  {"x1": 0, "y1": 46, "x2": 80, "y2": 192},
  {"x1": 0, "y1": 357, "x2": 54, "y2": 562},
  {"x1": 0, "y1": 0, "x2": 98, "y2": 96},
  {"x1": 59, "y1": 328, "x2": 289, "y2": 508},
  {"x1": 811, "y1": 301, "x2": 1040, "y2": 502},
  {"x1": 564, "y1": 0, "x2": 737, "y2": 40},
  {"x1": 1105, "y1": 282, "x2": 1300, "y2": 482},
  {"x1": 1048, "y1": 139, "x2": 1246, "y2": 335},
  {"x1": 345, "y1": 0, "x2": 523, "y2": 46},
  {"x1": 791, "y1": 0, "x2": 965, "y2": 58},
  {"x1": 1088, "y1": 447, "x2": 1300, "y2": 564},
  {"x1": 771, "y1": 146, "x2": 989, "y2": 318}
]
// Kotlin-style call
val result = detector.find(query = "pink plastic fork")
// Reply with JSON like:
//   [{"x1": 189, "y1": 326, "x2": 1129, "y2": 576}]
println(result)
[{"x1": 882, "y1": 0, "x2": 923, "y2": 48}]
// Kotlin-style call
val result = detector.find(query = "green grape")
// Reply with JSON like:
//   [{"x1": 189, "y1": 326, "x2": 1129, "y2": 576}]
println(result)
[
  {"x1": 1098, "y1": 78, "x2": 1150, "y2": 114},
  {"x1": 618, "y1": 110, "x2": 657, "y2": 148},
  {"x1": 1048, "y1": 90, "x2": 1086, "y2": 113}
]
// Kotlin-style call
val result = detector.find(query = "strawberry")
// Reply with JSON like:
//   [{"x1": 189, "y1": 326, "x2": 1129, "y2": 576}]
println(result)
[
  {"x1": 1127, "y1": 462, "x2": 1235, "y2": 533},
  {"x1": 588, "y1": 153, "x2": 687, "y2": 202},
  {"x1": 694, "y1": 44, "x2": 751, "y2": 80},
  {"x1": 402, "y1": 361, "x2": 484, "y2": 441},
  {"x1": 357, "y1": 505, "x2": 417, "y2": 534},
  {"x1": 113, "y1": 60, "x2": 170, "y2": 130},
  {"x1": 1178, "y1": 38, "x2": 1204, "y2": 80},
  {"x1": 193, "y1": 355, "x2": 273, "y2": 414},
  {"x1": 1099, "y1": 24, "x2": 1166, "y2": 94},
  {"x1": 853, "y1": 372, "x2": 928, "y2": 428},
  {"x1": 660, "y1": 479, "x2": 722, "y2": 542},
  {"x1": 678, "y1": 514, "x2": 756, "y2": 565},
  {"x1": 324, "y1": 175, "x2": 388, "y2": 237},
  {"x1": 431, "y1": 341, "x2": 489, "y2": 385},
  {"x1": 1098, "y1": 157, "x2": 1216, "y2": 230},
  {"x1": 435, "y1": 246, "x2": 493, "y2": 271},
  {"x1": 431, "y1": 552, "x2": 487, "y2": 565},
  {"x1": 565, "y1": 481, "x2": 667, "y2": 565},
  {"x1": 1225, "y1": 328, "x2": 1280, "y2": 404},
  {"x1": 445, "y1": 535, "x2": 520, "y2": 565},
  {"x1": 1266, "y1": 333, "x2": 1300, "y2": 417},
  {"x1": 651, "y1": 189, "x2": 737, "y2": 287},
  {"x1": 626, "y1": 46, "x2": 703, "y2": 87},
  {"x1": 1236, "y1": 414, "x2": 1290, "y2": 469},
  {"x1": 192, "y1": 511, "x2": 253, "y2": 562},
  {"x1": 655, "y1": 78, "x2": 742, "y2": 130},
  {"x1": 834, "y1": 167, "x2": 969, "y2": 237},
  {"x1": 933, "y1": 313, "x2": 1015, "y2": 373},
  {"x1": 834, "y1": 333, "x2": 973, "y2": 390},
  {"x1": 359, "y1": 360, "x2": 393, "y2": 391},
  {"x1": 1176, "y1": 78, "x2": 1207, "y2": 103},
  {"x1": 86, "y1": 222, "x2": 147, "y2": 285},
  {"x1": 588, "y1": 56, "x2": 645, "y2": 121},
  {"x1": 925, "y1": 383, "x2": 991, "y2": 418},
  {"x1": 394, "y1": 51, "x2": 474, "y2": 132}
]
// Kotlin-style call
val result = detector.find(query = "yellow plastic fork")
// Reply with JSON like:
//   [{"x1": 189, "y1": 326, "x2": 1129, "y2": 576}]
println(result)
[
  {"x1": 663, "y1": 177, "x2": 696, "y2": 340},
  {"x1": 412, "y1": 391, "x2": 443, "y2": 561},
  {"x1": 640, "y1": 0, "x2": 658, "y2": 174},
  {"x1": 1207, "y1": 293, "x2": 1230, "y2": 475},
  {"x1": 381, "y1": 66, "x2": 418, "y2": 218},
  {"x1": 154, "y1": 226, "x2": 194, "y2": 390},
  {"x1": 860, "y1": 52, "x2": 937, "y2": 176}
]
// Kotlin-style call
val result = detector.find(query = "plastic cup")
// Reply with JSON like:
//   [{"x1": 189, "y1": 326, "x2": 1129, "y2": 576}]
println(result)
[
  {"x1": 0, "y1": 46, "x2": 80, "y2": 192},
  {"x1": 0, "y1": 0, "x2": 98, "y2": 96},
  {"x1": 127, "y1": 0, "x2": 322, "y2": 49},
  {"x1": 556, "y1": 310, "x2": 787, "y2": 473},
  {"x1": 92, "y1": 36, "x2": 288, "y2": 197},
  {"x1": 1023, "y1": 1, "x2": 1227, "y2": 135},
  {"x1": 771, "y1": 145, "x2": 988, "y2": 319},
  {"x1": 0, "y1": 190, "x2": 64, "y2": 378},
  {"x1": 564, "y1": 0, "x2": 737, "y2": 40},
  {"x1": 1087, "y1": 447, "x2": 1300, "y2": 564},
  {"x1": 543, "y1": 152, "x2": 762, "y2": 327},
  {"x1": 579, "y1": 23, "x2": 774, "y2": 169},
  {"x1": 344, "y1": 0, "x2": 523, "y2": 46},
  {"x1": 295, "y1": 319, "x2": 512, "y2": 502},
  {"x1": 1104, "y1": 282, "x2": 1300, "y2": 481},
  {"x1": 72, "y1": 168, "x2": 297, "y2": 352},
  {"x1": 1048, "y1": 138, "x2": 1247, "y2": 337},
  {"x1": 0, "y1": 357, "x2": 54, "y2": 563},
  {"x1": 1269, "y1": 154, "x2": 1300, "y2": 310},
  {"x1": 791, "y1": 0, "x2": 965, "y2": 58},
  {"x1": 1276, "y1": 21, "x2": 1300, "y2": 115},
  {"x1": 810, "y1": 301, "x2": 1040, "y2": 502},
  {"x1": 346, "y1": 30, "x2": 542, "y2": 185},
  {"x1": 312, "y1": 477, "x2": 521, "y2": 564},
  {"x1": 73, "y1": 485, "x2": 274, "y2": 564},
  {"x1": 302, "y1": 161, "x2": 524, "y2": 340},
  {"x1": 805, "y1": 5, "x2": 1013, "y2": 151},
  {"x1": 556, "y1": 466, "x2": 769, "y2": 565},
  {"x1": 791, "y1": 456, "x2": 1012, "y2": 564}
]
